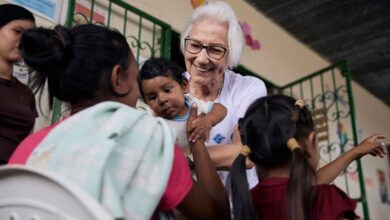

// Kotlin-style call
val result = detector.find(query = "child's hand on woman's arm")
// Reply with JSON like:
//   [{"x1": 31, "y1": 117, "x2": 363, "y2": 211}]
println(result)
[
  {"x1": 187, "y1": 114, "x2": 213, "y2": 143},
  {"x1": 187, "y1": 103, "x2": 227, "y2": 143}
]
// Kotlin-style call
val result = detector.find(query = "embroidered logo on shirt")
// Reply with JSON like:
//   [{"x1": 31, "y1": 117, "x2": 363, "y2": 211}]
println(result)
[{"x1": 213, "y1": 134, "x2": 225, "y2": 144}]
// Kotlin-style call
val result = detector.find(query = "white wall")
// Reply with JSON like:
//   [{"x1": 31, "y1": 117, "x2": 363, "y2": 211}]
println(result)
[{"x1": 353, "y1": 82, "x2": 390, "y2": 219}]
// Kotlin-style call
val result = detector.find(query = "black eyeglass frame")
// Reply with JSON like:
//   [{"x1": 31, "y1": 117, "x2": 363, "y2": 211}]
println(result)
[{"x1": 184, "y1": 38, "x2": 229, "y2": 60}]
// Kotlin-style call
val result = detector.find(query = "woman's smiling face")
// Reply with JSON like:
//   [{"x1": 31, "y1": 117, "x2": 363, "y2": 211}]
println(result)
[{"x1": 184, "y1": 19, "x2": 229, "y2": 87}]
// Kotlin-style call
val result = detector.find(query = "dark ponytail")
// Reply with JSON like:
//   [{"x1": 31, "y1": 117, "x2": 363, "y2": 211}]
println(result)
[
  {"x1": 231, "y1": 151, "x2": 257, "y2": 220},
  {"x1": 21, "y1": 26, "x2": 70, "y2": 73},
  {"x1": 20, "y1": 24, "x2": 132, "y2": 108},
  {"x1": 287, "y1": 103, "x2": 316, "y2": 220},
  {"x1": 21, "y1": 26, "x2": 71, "y2": 107},
  {"x1": 230, "y1": 95, "x2": 316, "y2": 220},
  {"x1": 287, "y1": 148, "x2": 316, "y2": 220}
]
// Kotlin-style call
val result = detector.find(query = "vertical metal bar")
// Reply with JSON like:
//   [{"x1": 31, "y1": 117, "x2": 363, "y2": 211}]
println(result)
[
  {"x1": 310, "y1": 78, "x2": 314, "y2": 109},
  {"x1": 299, "y1": 82, "x2": 304, "y2": 99},
  {"x1": 331, "y1": 67, "x2": 351, "y2": 195},
  {"x1": 320, "y1": 72, "x2": 332, "y2": 162},
  {"x1": 136, "y1": 16, "x2": 143, "y2": 62},
  {"x1": 160, "y1": 27, "x2": 165, "y2": 57},
  {"x1": 344, "y1": 61, "x2": 370, "y2": 220},
  {"x1": 51, "y1": 99, "x2": 62, "y2": 124},
  {"x1": 152, "y1": 24, "x2": 156, "y2": 57},
  {"x1": 107, "y1": 1, "x2": 113, "y2": 27},
  {"x1": 65, "y1": 0, "x2": 76, "y2": 27},
  {"x1": 331, "y1": 69, "x2": 341, "y2": 149},
  {"x1": 162, "y1": 26, "x2": 172, "y2": 59},
  {"x1": 320, "y1": 73, "x2": 325, "y2": 108},
  {"x1": 123, "y1": 10, "x2": 128, "y2": 35},
  {"x1": 90, "y1": 0, "x2": 95, "y2": 23}
]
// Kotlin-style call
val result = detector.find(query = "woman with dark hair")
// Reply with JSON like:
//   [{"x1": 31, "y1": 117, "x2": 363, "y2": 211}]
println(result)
[
  {"x1": 230, "y1": 95, "x2": 385, "y2": 220},
  {"x1": 0, "y1": 4, "x2": 36, "y2": 164},
  {"x1": 9, "y1": 24, "x2": 230, "y2": 219}
]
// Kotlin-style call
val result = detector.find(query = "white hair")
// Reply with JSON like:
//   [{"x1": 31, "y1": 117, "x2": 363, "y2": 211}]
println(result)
[{"x1": 180, "y1": 1, "x2": 245, "y2": 69}]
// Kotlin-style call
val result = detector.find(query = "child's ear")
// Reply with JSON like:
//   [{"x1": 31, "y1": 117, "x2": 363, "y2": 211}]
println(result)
[
  {"x1": 182, "y1": 78, "x2": 190, "y2": 93},
  {"x1": 111, "y1": 64, "x2": 130, "y2": 95},
  {"x1": 302, "y1": 132, "x2": 316, "y2": 158}
]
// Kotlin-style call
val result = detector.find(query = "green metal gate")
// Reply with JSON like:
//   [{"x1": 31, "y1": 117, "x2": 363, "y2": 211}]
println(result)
[
  {"x1": 280, "y1": 60, "x2": 369, "y2": 219},
  {"x1": 51, "y1": 0, "x2": 172, "y2": 123}
]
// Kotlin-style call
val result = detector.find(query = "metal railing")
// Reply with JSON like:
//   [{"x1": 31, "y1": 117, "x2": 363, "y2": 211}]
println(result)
[
  {"x1": 280, "y1": 60, "x2": 369, "y2": 219},
  {"x1": 51, "y1": 0, "x2": 172, "y2": 123}
]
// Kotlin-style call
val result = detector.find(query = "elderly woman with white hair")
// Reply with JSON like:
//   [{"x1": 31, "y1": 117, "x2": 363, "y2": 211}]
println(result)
[{"x1": 181, "y1": 1, "x2": 267, "y2": 188}]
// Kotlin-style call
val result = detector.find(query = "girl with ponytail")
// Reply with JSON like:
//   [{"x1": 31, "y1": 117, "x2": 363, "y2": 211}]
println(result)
[{"x1": 231, "y1": 95, "x2": 386, "y2": 220}]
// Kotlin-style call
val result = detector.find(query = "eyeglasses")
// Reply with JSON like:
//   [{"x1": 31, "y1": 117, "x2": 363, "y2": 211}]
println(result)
[{"x1": 184, "y1": 38, "x2": 228, "y2": 60}]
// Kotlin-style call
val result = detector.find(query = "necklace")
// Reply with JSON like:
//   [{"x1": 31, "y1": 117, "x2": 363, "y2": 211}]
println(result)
[{"x1": 192, "y1": 77, "x2": 224, "y2": 102}]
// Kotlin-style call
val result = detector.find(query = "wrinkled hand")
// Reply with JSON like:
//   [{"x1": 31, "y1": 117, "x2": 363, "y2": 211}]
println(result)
[
  {"x1": 355, "y1": 134, "x2": 386, "y2": 158},
  {"x1": 188, "y1": 114, "x2": 213, "y2": 143}
]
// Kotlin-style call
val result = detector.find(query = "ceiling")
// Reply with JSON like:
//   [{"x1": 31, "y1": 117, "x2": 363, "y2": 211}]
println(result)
[{"x1": 246, "y1": 0, "x2": 390, "y2": 107}]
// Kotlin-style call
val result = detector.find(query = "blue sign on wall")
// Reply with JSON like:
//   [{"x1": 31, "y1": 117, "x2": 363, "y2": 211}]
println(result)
[{"x1": 10, "y1": 0, "x2": 58, "y2": 21}]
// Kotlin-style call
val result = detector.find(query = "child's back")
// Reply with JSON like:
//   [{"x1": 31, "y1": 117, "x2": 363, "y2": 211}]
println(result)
[
  {"x1": 230, "y1": 95, "x2": 385, "y2": 220},
  {"x1": 251, "y1": 177, "x2": 357, "y2": 220}
]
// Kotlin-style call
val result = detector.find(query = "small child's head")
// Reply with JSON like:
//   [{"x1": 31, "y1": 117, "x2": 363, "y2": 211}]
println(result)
[
  {"x1": 240, "y1": 95, "x2": 317, "y2": 169},
  {"x1": 231, "y1": 95, "x2": 318, "y2": 220},
  {"x1": 138, "y1": 58, "x2": 189, "y2": 119}
]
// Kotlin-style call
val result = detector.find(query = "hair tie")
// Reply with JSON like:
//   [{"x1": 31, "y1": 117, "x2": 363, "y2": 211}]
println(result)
[
  {"x1": 287, "y1": 138, "x2": 300, "y2": 151},
  {"x1": 295, "y1": 99, "x2": 304, "y2": 109},
  {"x1": 240, "y1": 145, "x2": 251, "y2": 157}
]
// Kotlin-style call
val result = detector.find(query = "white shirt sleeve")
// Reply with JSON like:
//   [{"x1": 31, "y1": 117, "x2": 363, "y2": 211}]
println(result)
[
  {"x1": 235, "y1": 76, "x2": 267, "y2": 118},
  {"x1": 189, "y1": 96, "x2": 214, "y2": 116}
]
